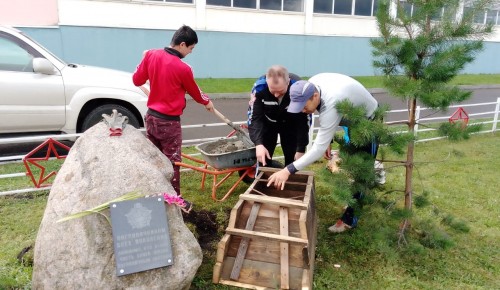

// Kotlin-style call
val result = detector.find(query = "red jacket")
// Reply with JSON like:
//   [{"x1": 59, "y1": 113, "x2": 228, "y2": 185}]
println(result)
[{"x1": 132, "y1": 48, "x2": 210, "y2": 116}]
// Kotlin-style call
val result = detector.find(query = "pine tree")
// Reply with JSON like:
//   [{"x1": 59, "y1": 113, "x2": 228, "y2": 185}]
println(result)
[{"x1": 371, "y1": 0, "x2": 494, "y2": 237}]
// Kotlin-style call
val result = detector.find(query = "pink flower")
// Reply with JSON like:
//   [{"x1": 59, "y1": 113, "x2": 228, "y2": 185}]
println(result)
[{"x1": 163, "y1": 193, "x2": 186, "y2": 208}]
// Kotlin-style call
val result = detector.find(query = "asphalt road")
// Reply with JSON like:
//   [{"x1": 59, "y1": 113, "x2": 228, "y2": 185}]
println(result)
[
  {"x1": 182, "y1": 85, "x2": 500, "y2": 141},
  {"x1": 1, "y1": 85, "x2": 499, "y2": 158}
]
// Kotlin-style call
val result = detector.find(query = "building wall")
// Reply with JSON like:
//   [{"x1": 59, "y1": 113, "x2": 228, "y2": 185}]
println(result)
[
  {"x1": 11, "y1": 0, "x2": 500, "y2": 77},
  {"x1": 0, "y1": 0, "x2": 59, "y2": 26}
]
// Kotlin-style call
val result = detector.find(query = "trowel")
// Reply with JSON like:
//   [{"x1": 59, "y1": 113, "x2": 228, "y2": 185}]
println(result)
[{"x1": 213, "y1": 108, "x2": 254, "y2": 147}]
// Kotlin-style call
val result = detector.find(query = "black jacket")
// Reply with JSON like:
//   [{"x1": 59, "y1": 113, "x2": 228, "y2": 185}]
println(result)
[{"x1": 248, "y1": 76, "x2": 310, "y2": 153}]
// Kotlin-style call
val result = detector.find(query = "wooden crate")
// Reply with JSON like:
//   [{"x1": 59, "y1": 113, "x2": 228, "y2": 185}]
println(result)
[{"x1": 213, "y1": 167, "x2": 317, "y2": 290}]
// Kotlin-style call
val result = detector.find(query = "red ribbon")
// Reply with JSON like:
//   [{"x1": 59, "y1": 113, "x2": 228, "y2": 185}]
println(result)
[{"x1": 109, "y1": 128, "x2": 123, "y2": 136}]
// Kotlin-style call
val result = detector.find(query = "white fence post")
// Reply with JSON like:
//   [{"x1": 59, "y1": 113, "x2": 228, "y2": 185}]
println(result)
[
  {"x1": 492, "y1": 97, "x2": 500, "y2": 132},
  {"x1": 306, "y1": 115, "x2": 316, "y2": 152},
  {"x1": 414, "y1": 106, "x2": 421, "y2": 137}
]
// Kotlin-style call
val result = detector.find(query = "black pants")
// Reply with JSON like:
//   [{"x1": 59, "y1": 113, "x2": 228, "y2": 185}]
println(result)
[
  {"x1": 260, "y1": 126, "x2": 299, "y2": 167},
  {"x1": 339, "y1": 120, "x2": 380, "y2": 226}
]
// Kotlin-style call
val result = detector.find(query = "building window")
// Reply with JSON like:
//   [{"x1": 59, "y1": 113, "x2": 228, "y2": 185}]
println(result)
[
  {"x1": 354, "y1": 0, "x2": 372, "y2": 16},
  {"x1": 398, "y1": 1, "x2": 453, "y2": 21},
  {"x1": 234, "y1": 0, "x2": 257, "y2": 8},
  {"x1": 261, "y1": 0, "x2": 281, "y2": 10},
  {"x1": 207, "y1": 0, "x2": 231, "y2": 5},
  {"x1": 486, "y1": 9, "x2": 498, "y2": 25},
  {"x1": 207, "y1": 0, "x2": 304, "y2": 11},
  {"x1": 398, "y1": 2, "x2": 499, "y2": 26},
  {"x1": 464, "y1": 6, "x2": 487, "y2": 24},
  {"x1": 314, "y1": 0, "x2": 333, "y2": 13},
  {"x1": 430, "y1": 7, "x2": 444, "y2": 20},
  {"x1": 314, "y1": 0, "x2": 378, "y2": 16},
  {"x1": 335, "y1": 0, "x2": 353, "y2": 15},
  {"x1": 284, "y1": 0, "x2": 303, "y2": 12},
  {"x1": 474, "y1": 10, "x2": 487, "y2": 23},
  {"x1": 147, "y1": 0, "x2": 193, "y2": 3},
  {"x1": 398, "y1": 0, "x2": 413, "y2": 17}
]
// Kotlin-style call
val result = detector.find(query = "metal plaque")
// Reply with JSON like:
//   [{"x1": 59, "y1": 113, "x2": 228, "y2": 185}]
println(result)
[{"x1": 110, "y1": 196, "x2": 173, "y2": 276}]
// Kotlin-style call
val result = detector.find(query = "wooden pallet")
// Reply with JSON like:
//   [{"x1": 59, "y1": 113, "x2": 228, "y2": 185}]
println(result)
[{"x1": 213, "y1": 167, "x2": 317, "y2": 290}]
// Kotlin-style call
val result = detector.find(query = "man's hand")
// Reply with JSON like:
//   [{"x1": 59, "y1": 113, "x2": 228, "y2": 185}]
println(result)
[
  {"x1": 294, "y1": 152, "x2": 304, "y2": 161},
  {"x1": 255, "y1": 144, "x2": 271, "y2": 166},
  {"x1": 205, "y1": 101, "x2": 214, "y2": 112},
  {"x1": 249, "y1": 93, "x2": 256, "y2": 106},
  {"x1": 267, "y1": 168, "x2": 291, "y2": 190},
  {"x1": 324, "y1": 143, "x2": 332, "y2": 160}
]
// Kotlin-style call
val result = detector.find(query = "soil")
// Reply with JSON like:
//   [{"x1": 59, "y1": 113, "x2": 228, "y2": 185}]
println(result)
[
  {"x1": 201, "y1": 138, "x2": 248, "y2": 154},
  {"x1": 182, "y1": 209, "x2": 221, "y2": 250}
]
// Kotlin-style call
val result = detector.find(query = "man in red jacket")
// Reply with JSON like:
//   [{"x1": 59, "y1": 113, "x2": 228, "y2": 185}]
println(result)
[{"x1": 133, "y1": 25, "x2": 214, "y2": 206}]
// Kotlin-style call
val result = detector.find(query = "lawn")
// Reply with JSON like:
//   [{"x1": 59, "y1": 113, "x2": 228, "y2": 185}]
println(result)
[
  {"x1": 195, "y1": 74, "x2": 500, "y2": 93},
  {"x1": 1, "y1": 132, "x2": 499, "y2": 289}
]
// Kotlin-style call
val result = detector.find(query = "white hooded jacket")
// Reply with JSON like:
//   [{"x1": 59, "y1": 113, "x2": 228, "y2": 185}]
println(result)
[{"x1": 291, "y1": 73, "x2": 378, "y2": 172}]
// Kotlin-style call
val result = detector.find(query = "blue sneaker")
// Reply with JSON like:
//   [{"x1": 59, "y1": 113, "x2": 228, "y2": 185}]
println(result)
[{"x1": 351, "y1": 216, "x2": 359, "y2": 228}]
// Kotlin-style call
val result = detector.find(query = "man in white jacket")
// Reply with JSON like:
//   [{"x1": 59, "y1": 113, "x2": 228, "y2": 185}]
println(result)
[{"x1": 266, "y1": 73, "x2": 380, "y2": 233}]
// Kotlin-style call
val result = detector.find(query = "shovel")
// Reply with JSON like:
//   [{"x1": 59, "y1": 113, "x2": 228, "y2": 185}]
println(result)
[{"x1": 213, "y1": 108, "x2": 254, "y2": 147}]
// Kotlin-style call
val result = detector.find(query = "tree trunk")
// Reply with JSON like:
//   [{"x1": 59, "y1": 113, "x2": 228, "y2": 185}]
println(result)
[{"x1": 405, "y1": 98, "x2": 417, "y2": 212}]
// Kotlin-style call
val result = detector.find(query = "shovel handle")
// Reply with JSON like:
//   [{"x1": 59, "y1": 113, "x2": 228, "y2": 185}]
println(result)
[
  {"x1": 213, "y1": 108, "x2": 239, "y2": 131},
  {"x1": 213, "y1": 108, "x2": 254, "y2": 146}
]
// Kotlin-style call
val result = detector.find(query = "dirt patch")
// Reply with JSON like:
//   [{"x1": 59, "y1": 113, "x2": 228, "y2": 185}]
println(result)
[
  {"x1": 182, "y1": 209, "x2": 221, "y2": 250},
  {"x1": 200, "y1": 138, "x2": 248, "y2": 154}
]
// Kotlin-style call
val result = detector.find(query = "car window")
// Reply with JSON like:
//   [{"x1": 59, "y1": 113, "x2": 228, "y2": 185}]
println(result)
[{"x1": 0, "y1": 35, "x2": 34, "y2": 72}]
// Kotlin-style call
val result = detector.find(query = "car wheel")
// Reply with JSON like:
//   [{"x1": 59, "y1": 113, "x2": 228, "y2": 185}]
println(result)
[
  {"x1": 81, "y1": 104, "x2": 140, "y2": 132},
  {"x1": 238, "y1": 159, "x2": 284, "y2": 184}
]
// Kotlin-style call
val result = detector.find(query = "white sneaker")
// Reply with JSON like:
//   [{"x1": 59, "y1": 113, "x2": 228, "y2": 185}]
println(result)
[
  {"x1": 328, "y1": 219, "x2": 352, "y2": 233},
  {"x1": 374, "y1": 160, "x2": 386, "y2": 185}
]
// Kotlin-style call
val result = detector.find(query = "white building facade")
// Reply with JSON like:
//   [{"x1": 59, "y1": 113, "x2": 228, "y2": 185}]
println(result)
[{"x1": 2, "y1": 0, "x2": 500, "y2": 77}]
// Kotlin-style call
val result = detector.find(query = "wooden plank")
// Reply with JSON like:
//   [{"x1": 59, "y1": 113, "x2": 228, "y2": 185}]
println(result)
[
  {"x1": 230, "y1": 202, "x2": 261, "y2": 280},
  {"x1": 226, "y1": 228, "x2": 309, "y2": 245},
  {"x1": 239, "y1": 201, "x2": 302, "y2": 220},
  {"x1": 299, "y1": 210, "x2": 308, "y2": 240},
  {"x1": 307, "y1": 213, "x2": 319, "y2": 288},
  {"x1": 226, "y1": 235, "x2": 307, "y2": 268},
  {"x1": 301, "y1": 269, "x2": 310, "y2": 289},
  {"x1": 220, "y1": 257, "x2": 304, "y2": 289},
  {"x1": 251, "y1": 215, "x2": 301, "y2": 237},
  {"x1": 257, "y1": 180, "x2": 310, "y2": 186},
  {"x1": 219, "y1": 279, "x2": 269, "y2": 290},
  {"x1": 258, "y1": 167, "x2": 315, "y2": 176},
  {"x1": 216, "y1": 234, "x2": 231, "y2": 263},
  {"x1": 280, "y1": 207, "x2": 290, "y2": 289},
  {"x1": 228, "y1": 199, "x2": 244, "y2": 228},
  {"x1": 251, "y1": 182, "x2": 308, "y2": 199},
  {"x1": 240, "y1": 194, "x2": 308, "y2": 209},
  {"x1": 230, "y1": 217, "x2": 303, "y2": 241},
  {"x1": 302, "y1": 183, "x2": 312, "y2": 205},
  {"x1": 213, "y1": 262, "x2": 222, "y2": 283}
]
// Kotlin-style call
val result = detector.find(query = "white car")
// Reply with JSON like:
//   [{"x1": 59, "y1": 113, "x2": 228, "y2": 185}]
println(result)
[{"x1": 0, "y1": 26, "x2": 148, "y2": 134}]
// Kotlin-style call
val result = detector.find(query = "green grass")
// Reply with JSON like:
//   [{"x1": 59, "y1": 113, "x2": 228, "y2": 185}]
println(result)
[
  {"x1": 196, "y1": 74, "x2": 500, "y2": 93},
  {"x1": 1, "y1": 133, "x2": 500, "y2": 289}
]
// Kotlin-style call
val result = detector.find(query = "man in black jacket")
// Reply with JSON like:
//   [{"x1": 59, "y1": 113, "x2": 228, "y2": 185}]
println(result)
[{"x1": 248, "y1": 65, "x2": 310, "y2": 167}]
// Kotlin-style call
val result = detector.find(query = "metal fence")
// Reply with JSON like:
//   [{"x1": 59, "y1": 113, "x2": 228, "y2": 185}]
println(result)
[{"x1": 1, "y1": 98, "x2": 499, "y2": 196}]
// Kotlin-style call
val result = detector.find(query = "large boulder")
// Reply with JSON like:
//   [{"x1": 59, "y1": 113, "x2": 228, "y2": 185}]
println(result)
[{"x1": 32, "y1": 123, "x2": 202, "y2": 289}]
